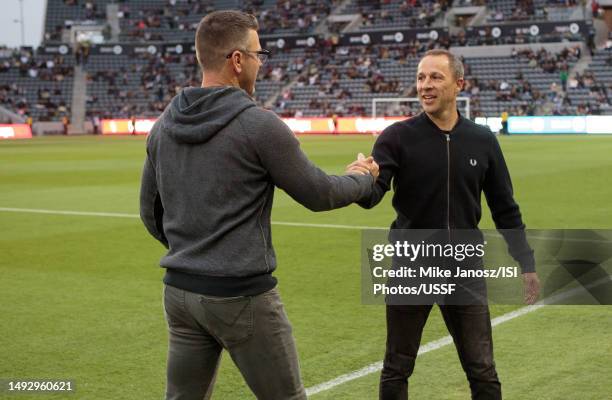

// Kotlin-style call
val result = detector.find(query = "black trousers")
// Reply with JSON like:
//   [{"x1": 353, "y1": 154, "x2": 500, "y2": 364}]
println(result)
[{"x1": 380, "y1": 304, "x2": 501, "y2": 399}]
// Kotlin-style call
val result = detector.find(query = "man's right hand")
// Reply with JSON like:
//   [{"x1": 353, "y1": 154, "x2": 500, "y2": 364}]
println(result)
[{"x1": 346, "y1": 153, "x2": 379, "y2": 180}]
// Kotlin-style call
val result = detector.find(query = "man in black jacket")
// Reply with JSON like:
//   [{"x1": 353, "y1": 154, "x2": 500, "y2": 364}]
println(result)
[{"x1": 359, "y1": 49, "x2": 540, "y2": 399}]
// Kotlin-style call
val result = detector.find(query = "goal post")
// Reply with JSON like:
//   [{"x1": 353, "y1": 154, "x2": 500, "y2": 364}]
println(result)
[{"x1": 372, "y1": 97, "x2": 471, "y2": 120}]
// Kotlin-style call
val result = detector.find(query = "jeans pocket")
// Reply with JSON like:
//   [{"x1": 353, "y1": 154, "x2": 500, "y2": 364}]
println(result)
[{"x1": 200, "y1": 296, "x2": 253, "y2": 347}]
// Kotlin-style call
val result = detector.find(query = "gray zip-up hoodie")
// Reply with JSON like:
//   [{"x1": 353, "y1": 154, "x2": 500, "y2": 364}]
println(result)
[{"x1": 140, "y1": 86, "x2": 374, "y2": 296}]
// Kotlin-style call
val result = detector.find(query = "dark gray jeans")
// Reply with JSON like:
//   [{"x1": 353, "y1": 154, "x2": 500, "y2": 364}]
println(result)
[{"x1": 163, "y1": 284, "x2": 307, "y2": 400}]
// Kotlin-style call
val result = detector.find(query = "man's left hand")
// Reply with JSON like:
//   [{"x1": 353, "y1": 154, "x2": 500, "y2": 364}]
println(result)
[{"x1": 522, "y1": 272, "x2": 540, "y2": 305}]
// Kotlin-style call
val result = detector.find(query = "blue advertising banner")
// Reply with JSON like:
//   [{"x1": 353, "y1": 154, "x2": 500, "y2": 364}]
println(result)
[{"x1": 508, "y1": 116, "x2": 612, "y2": 135}]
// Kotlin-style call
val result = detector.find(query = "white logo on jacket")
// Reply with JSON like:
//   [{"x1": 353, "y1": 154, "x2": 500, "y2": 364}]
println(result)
[{"x1": 469, "y1": 159, "x2": 477, "y2": 167}]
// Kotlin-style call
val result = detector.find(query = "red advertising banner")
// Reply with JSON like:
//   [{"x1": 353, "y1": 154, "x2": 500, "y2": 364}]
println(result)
[
  {"x1": 281, "y1": 118, "x2": 336, "y2": 134},
  {"x1": 282, "y1": 117, "x2": 406, "y2": 134},
  {"x1": 0, "y1": 124, "x2": 33, "y2": 140},
  {"x1": 336, "y1": 117, "x2": 405, "y2": 134},
  {"x1": 101, "y1": 119, "x2": 157, "y2": 135},
  {"x1": 101, "y1": 117, "x2": 408, "y2": 135}
]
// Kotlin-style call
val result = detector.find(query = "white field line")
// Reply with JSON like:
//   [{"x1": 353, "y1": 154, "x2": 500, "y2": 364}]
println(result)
[
  {"x1": 305, "y1": 276, "x2": 611, "y2": 396},
  {"x1": 0, "y1": 207, "x2": 389, "y2": 230},
  {"x1": 0, "y1": 207, "x2": 139, "y2": 219},
  {"x1": 2, "y1": 207, "x2": 606, "y2": 241}
]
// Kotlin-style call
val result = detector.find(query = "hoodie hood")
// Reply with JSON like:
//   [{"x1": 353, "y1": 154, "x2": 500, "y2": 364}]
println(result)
[{"x1": 162, "y1": 86, "x2": 257, "y2": 144}]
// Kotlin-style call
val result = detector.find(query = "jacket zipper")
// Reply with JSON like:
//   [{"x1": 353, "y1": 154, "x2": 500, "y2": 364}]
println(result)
[{"x1": 446, "y1": 134, "x2": 450, "y2": 230}]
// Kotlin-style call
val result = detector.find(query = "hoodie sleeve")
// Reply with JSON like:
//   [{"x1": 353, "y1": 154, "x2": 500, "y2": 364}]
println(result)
[
  {"x1": 484, "y1": 135, "x2": 534, "y2": 273},
  {"x1": 245, "y1": 110, "x2": 374, "y2": 212},
  {"x1": 139, "y1": 147, "x2": 169, "y2": 248}
]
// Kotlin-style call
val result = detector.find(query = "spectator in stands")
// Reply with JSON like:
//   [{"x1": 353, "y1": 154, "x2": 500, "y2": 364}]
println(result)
[
  {"x1": 0, "y1": 60, "x2": 9, "y2": 73},
  {"x1": 591, "y1": 0, "x2": 601, "y2": 17},
  {"x1": 90, "y1": 114, "x2": 99, "y2": 135},
  {"x1": 454, "y1": 30, "x2": 468, "y2": 46},
  {"x1": 583, "y1": 71, "x2": 595, "y2": 87},
  {"x1": 380, "y1": 10, "x2": 393, "y2": 23},
  {"x1": 399, "y1": 1, "x2": 411, "y2": 17},
  {"x1": 549, "y1": 82, "x2": 563, "y2": 100},
  {"x1": 84, "y1": 2, "x2": 97, "y2": 20},
  {"x1": 75, "y1": 47, "x2": 84, "y2": 65},
  {"x1": 560, "y1": 68, "x2": 569, "y2": 91},
  {"x1": 587, "y1": 29, "x2": 596, "y2": 56},
  {"x1": 61, "y1": 115, "x2": 69, "y2": 135}
]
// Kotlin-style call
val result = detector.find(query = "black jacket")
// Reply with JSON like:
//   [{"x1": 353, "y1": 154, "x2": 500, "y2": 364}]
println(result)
[{"x1": 359, "y1": 112, "x2": 535, "y2": 272}]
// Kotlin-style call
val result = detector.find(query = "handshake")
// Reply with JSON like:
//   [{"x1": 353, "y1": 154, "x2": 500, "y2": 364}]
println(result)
[{"x1": 346, "y1": 153, "x2": 379, "y2": 180}]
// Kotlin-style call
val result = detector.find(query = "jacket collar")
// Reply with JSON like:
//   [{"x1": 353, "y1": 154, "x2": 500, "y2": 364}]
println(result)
[{"x1": 421, "y1": 109, "x2": 463, "y2": 133}]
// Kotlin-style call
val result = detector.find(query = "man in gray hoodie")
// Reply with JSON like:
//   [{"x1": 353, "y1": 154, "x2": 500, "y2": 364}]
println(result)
[{"x1": 140, "y1": 10, "x2": 378, "y2": 400}]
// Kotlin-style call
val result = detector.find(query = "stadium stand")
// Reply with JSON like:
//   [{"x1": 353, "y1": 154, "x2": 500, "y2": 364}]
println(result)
[
  {"x1": 117, "y1": 0, "x2": 334, "y2": 43},
  {"x1": 271, "y1": 42, "x2": 586, "y2": 118},
  {"x1": 484, "y1": 0, "x2": 581, "y2": 23},
  {"x1": 0, "y1": 49, "x2": 73, "y2": 121},
  {"x1": 341, "y1": 0, "x2": 451, "y2": 31},
  {"x1": 83, "y1": 45, "x2": 305, "y2": 119},
  {"x1": 272, "y1": 40, "x2": 432, "y2": 117},
  {"x1": 117, "y1": 0, "x2": 211, "y2": 43},
  {"x1": 45, "y1": 0, "x2": 112, "y2": 42},
  {"x1": 1, "y1": 0, "x2": 610, "y2": 129},
  {"x1": 462, "y1": 46, "x2": 582, "y2": 117},
  {"x1": 573, "y1": 47, "x2": 612, "y2": 115}
]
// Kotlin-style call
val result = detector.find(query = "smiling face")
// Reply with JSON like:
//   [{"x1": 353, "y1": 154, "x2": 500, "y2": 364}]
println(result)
[{"x1": 416, "y1": 55, "x2": 464, "y2": 118}]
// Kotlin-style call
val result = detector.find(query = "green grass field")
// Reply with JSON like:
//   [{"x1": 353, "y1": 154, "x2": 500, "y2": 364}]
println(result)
[{"x1": 1, "y1": 134, "x2": 611, "y2": 399}]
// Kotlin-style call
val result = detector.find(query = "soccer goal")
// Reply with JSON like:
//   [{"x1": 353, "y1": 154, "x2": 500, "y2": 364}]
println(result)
[{"x1": 372, "y1": 97, "x2": 471, "y2": 119}]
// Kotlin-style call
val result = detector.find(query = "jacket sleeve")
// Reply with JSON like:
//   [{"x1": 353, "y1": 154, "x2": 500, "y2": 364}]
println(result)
[
  {"x1": 139, "y1": 150, "x2": 169, "y2": 248},
  {"x1": 248, "y1": 111, "x2": 374, "y2": 212},
  {"x1": 357, "y1": 125, "x2": 400, "y2": 209},
  {"x1": 483, "y1": 135, "x2": 534, "y2": 272}
]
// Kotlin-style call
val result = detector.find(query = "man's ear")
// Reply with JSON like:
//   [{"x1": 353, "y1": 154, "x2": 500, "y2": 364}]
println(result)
[
  {"x1": 234, "y1": 51, "x2": 242, "y2": 74},
  {"x1": 456, "y1": 78, "x2": 465, "y2": 93},
  {"x1": 229, "y1": 51, "x2": 243, "y2": 74}
]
